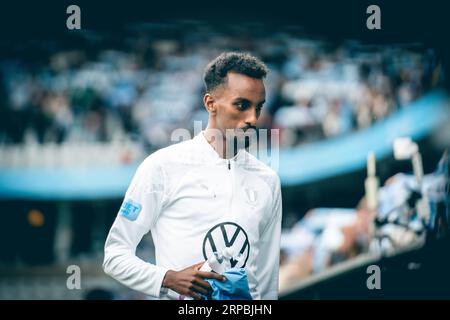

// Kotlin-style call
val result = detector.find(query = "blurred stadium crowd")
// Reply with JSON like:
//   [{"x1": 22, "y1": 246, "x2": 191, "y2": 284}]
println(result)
[{"x1": 0, "y1": 22, "x2": 444, "y2": 153}]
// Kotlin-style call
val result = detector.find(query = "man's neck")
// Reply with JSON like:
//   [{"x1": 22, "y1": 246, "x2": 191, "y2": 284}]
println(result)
[{"x1": 204, "y1": 127, "x2": 238, "y2": 159}]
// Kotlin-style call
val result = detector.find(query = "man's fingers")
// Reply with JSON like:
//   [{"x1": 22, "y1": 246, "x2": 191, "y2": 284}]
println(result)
[
  {"x1": 192, "y1": 262, "x2": 204, "y2": 270},
  {"x1": 191, "y1": 284, "x2": 209, "y2": 295},
  {"x1": 189, "y1": 290, "x2": 203, "y2": 300},
  {"x1": 193, "y1": 277, "x2": 212, "y2": 290},
  {"x1": 197, "y1": 271, "x2": 226, "y2": 281}
]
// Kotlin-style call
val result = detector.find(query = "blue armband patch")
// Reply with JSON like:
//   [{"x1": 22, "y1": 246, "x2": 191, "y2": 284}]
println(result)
[{"x1": 119, "y1": 199, "x2": 142, "y2": 221}]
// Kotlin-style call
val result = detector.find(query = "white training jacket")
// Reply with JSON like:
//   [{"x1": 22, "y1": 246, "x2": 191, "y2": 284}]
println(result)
[{"x1": 103, "y1": 130, "x2": 282, "y2": 299}]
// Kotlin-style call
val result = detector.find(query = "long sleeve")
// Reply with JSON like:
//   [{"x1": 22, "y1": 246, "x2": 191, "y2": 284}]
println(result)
[
  {"x1": 257, "y1": 176, "x2": 282, "y2": 299},
  {"x1": 103, "y1": 156, "x2": 169, "y2": 298}
]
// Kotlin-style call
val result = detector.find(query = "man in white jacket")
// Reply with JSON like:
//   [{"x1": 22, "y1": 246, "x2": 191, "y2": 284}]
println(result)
[{"x1": 103, "y1": 52, "x2": 282, "y2": 300}]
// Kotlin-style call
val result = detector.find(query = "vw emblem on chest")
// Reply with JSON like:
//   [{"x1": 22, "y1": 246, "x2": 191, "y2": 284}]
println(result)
[{"x1": 202, "y1": 222, "x2": 250, "y2": 268}]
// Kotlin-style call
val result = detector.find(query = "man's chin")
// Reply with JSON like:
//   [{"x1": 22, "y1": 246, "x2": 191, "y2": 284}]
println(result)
[
  {"x1": 223, "y1": 128, "x2": 257, "y2": 152},
  {"x1": 232, "y1": 136, "x2": 252, "y2": 151}
]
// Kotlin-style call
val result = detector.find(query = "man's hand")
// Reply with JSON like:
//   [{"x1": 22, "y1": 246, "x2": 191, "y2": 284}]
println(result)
[{"x1": 162, "y1": 262, "x2": 226, "y2": 300}]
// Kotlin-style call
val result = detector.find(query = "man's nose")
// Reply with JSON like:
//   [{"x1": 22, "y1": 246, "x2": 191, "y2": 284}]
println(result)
[{"x1": 244, "y1": 109, "x2": 258, "y2": 127}]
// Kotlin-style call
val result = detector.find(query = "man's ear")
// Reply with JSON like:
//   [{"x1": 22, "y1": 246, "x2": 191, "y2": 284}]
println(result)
[{"x1": 203, "y1": 93, "x2": 217, "y2": 115}]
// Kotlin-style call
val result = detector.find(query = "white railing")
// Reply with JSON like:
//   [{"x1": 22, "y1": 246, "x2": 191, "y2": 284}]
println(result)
[{"x1": 0, "y1": 140, "x2": 145, "y2": 168}]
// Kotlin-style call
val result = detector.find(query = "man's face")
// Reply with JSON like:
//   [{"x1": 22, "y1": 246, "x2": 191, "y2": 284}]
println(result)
[{"x1": 206, "y1": 71, "x2": 266, "y2": 148}]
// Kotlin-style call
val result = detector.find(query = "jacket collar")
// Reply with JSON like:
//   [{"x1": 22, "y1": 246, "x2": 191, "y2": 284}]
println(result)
[{"x1": 193, "y1": 130, "x2": 247, "y2": 165}]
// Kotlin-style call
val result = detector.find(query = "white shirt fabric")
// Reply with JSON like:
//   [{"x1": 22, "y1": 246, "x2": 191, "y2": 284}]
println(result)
[{"x1": 103, "y1": 130, "x2": 282, "y2": 299}]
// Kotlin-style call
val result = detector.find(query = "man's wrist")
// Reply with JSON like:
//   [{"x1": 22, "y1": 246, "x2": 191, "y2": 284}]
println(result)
[{"x1": 162, "y1": 270, "x2": 175, "y2": 289}]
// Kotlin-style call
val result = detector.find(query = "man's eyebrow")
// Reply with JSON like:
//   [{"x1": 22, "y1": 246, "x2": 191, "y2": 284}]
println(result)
[
  {"x1": 233, "y1": 97, "x2": 250, "y2": 102},
  {"x1": 233, "y1": 97, "x2": 266, "y2": 105}
]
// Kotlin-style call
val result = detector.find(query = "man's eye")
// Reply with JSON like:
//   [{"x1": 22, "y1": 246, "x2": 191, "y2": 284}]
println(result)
[{"x1": 235, "y1": 102, "x2": 249, "y2": 110}]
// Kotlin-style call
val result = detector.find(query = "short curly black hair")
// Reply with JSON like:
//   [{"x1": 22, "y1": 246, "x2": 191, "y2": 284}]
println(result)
[{"x1": 203, "y1": 52, "x2": 268, "y2": 93}]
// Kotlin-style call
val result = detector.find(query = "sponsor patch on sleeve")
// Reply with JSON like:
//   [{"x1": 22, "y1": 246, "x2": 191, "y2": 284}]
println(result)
[{"x1": 119, "y1": 199, "x2": 142, "y2": 221}]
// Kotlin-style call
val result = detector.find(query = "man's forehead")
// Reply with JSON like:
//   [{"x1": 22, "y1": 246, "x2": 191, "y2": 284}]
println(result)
[{"x1": 223, "y1": 72, "x2": 265, "y2": 99}]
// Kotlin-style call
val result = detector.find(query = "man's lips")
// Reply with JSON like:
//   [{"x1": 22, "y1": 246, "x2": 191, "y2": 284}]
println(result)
[{"x1": 239, "y1": 126, "x2": 257, "y2": 132}]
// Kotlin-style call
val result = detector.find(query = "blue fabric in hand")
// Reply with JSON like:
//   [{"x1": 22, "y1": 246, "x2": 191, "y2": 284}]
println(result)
[{"x1": 204, "y1": 268, "x2": 253, "y2": 300}]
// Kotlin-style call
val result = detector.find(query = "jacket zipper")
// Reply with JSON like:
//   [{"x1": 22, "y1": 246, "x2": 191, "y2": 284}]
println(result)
[{"x1": 228, "y1": 160, "x2": 233, "y2": 215}]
